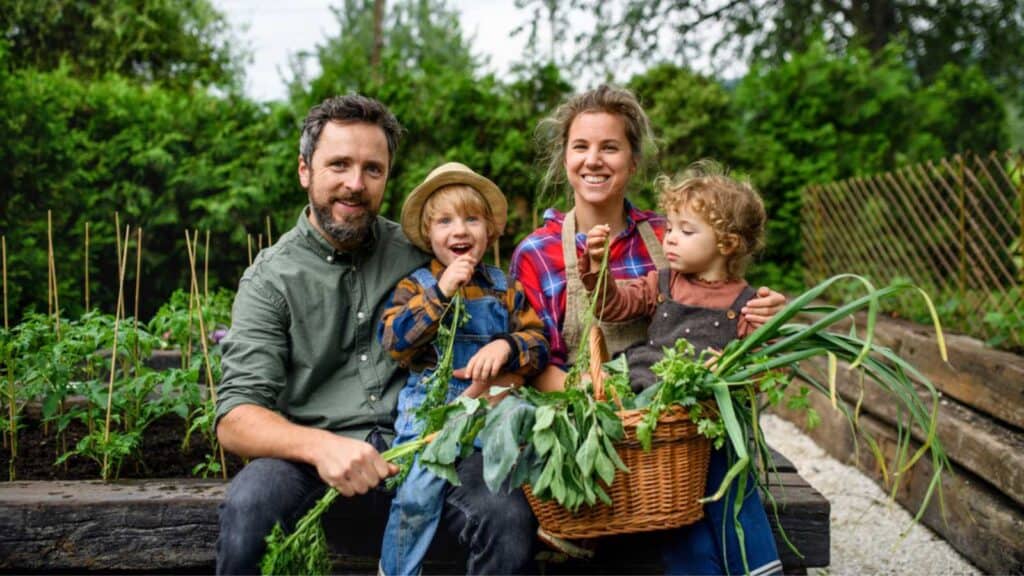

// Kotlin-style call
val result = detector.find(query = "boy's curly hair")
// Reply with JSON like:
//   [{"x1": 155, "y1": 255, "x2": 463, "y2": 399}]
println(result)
[{"x1": 657, "y1": 160, "x2": 766, "y2": 280}]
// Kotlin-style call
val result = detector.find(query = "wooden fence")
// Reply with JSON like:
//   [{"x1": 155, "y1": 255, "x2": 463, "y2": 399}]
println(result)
[{"x1": 802, "y1": 151, "x2": 1024, "y2": 349}]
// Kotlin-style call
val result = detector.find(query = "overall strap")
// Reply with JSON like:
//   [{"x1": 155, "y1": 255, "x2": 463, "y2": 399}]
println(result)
[
  {"x1": 637, "y1": 220, "x2": 668, "y2": 269},
  {"x1": 561, "y1": 209, "x2": 586, "y2": 362},
  {"x1": 482, "y1": 264, "x2": 508, "y2": 292},
  {"x1": 410, "y1": 266, "x2": 438, "y2": 289},
  {"x1": 658, "y1": 269, "x2": 673, "y2": 299},
  {"x1": 729, "y1": 284, "x2": 758, "y2": 313}
]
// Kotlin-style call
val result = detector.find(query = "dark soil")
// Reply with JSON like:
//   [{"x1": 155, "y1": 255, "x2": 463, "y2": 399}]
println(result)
[{"x1": 1, "y1": 413, "x2": 243, "y2": 481}]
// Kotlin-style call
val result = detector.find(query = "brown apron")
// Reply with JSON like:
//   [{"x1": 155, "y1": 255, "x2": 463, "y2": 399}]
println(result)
[
  {"x1": 625, "y1": 269, "x2": 756, "y2": 391},
  {"x1": 561, "y1": 208, "x2": 667, "y2": 365}
]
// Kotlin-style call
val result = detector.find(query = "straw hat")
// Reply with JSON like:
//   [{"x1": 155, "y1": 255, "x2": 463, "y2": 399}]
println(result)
[{"x1": 401, "y1": 162, "x2": 508, "y2": 253}]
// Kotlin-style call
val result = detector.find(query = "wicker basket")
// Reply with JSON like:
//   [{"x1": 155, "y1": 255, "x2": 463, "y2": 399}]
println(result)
[{"x1": 524, "y1": 326, "x2": 712, "y2": 540}]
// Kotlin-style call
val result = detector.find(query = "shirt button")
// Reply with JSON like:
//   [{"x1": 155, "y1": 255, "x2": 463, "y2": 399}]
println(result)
[
  {"x1": 369, "y1": 394, "x2": 377, "y2": 402},
  {"x1": 360, "y1": 354, "x2": 368, "y2": 362},
  {"x1": 714, "y1": 321, "x2": 721, "y2": 327},
  {"x1": 662, "y1": 312, "x2": 669, "y2": 318},
  {"x1": 357, "y1": 312, "x2": 365, "y2": 320},
  {"x1": 326, "y1": 255, "x2": 334, "y2": 263}
]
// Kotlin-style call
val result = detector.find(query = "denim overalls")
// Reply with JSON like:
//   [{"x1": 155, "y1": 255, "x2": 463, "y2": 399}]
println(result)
[{"x1": 381, "y1": 265, "x2": 511, "y2": 576}]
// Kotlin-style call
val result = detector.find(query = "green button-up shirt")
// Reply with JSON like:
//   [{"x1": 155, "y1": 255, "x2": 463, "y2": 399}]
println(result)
[{"x1": 216, "y1": 208, "x2": 429, "y2": 441}]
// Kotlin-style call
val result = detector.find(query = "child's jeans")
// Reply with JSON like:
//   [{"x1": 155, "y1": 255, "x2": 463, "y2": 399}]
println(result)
[{"x1": 661, "y1": 448, "x2": 783, "y2": 575}]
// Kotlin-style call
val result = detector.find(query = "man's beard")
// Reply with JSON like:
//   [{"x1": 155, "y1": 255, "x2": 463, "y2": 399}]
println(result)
[{"x1": 311, "y1": 192, "x2": 375, "y2": 249}]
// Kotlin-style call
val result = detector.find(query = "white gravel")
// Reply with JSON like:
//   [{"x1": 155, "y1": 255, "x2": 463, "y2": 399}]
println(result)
[{"x1": 760, "y1": 415, "x2": 981, "y2": 576}]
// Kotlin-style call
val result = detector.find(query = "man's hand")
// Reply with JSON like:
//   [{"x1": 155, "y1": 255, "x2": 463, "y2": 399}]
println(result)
[
  {"x1": 742, "y1": 286, "x2": 787, "y2": 325},
  {"x1": 455, "y1": 370, "x2": 524, "y2": 405},
  {"x1": 438, "y1": 255, "x2": 477, "y2": 298},
  {"x1": 463, "y1": 339, "x2": 512, "y2": 384},
  {"x1": 585, "y1": 224, "x2": 611, "y2": 271},
  {"x1": 311, "y1": 434, "x2": 397, "y2": 497}
]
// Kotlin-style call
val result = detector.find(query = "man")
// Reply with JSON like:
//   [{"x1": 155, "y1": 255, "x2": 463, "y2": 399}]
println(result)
[{"x1": 215, "y1": 94, "x2": 537, "y2": 574}]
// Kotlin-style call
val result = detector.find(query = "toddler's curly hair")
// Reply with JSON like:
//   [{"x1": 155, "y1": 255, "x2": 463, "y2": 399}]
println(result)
[{"x1": 656, "y1": 160, "x2": 766, "y2": 280}]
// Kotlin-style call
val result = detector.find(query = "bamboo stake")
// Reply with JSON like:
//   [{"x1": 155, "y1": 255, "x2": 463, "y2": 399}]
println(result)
[
  {"x1": 493, "y1": 240, "x2": 500, "y2": 268},
  {"x1": 115, "y1": 212, "x2": 124, "y2": 320},
  {"x1": 102, "y1": 225, "x2": 131, "y2": 481},
  {"x1": 84, "y1": 222, "x2": 90, "y2": 311},
  {"x1": 247, "y1": 234, "x2": 253, "y2": 266},
  {"x1": 265, "y1": 215, "x2": 273, "y2": 247},
  {"x1": 185, "y1": 230, "x2": 199, "y2": 369},
  {"x1": 133, "y1": 228, "x2": 143, "y2": 362},
  {"x1": 257, "y1": 233, "x2": 263, "y2": 251},
  {"x1": 3, "y1": 235, "x2": 15, "y2": 480},
  {"x1": 203, "y1": 230, "x2": 210, "y2": 302},
  {"x1": 47, "y1": 210, "x2": 60, "y2": 339},
  {"x1": 184, "y1": 231, "x2": 228, "y2": 478}
]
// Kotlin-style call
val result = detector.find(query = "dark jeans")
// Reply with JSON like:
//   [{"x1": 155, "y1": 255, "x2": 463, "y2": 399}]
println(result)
[{"x1": 216, "y1": 449, "x2": 537, "y2": 575}]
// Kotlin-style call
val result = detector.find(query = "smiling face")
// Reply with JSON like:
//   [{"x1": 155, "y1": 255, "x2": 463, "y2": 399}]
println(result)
[
  {"x1": 298, "y1": 121, "x2": 390, "y2": 250},
  {"x1": 663, "y1": 204, "x2": 732, "y2": 281},
  {"x1": 425, "y1": 192, "x2": 491, "y2": 266},
  {"x1": 564, "y1": 111, "x2": 636, "y2": 210}
]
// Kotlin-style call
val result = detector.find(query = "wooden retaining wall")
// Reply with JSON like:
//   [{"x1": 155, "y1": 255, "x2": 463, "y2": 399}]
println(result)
[{"x1": 774, "y1": 314, "x2": 1024, "y2": 574}]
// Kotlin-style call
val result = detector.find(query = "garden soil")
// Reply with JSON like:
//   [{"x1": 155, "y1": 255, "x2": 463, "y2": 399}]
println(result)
[{"x1": 1, "y1": 413, "x2": 243, "y2": 481}]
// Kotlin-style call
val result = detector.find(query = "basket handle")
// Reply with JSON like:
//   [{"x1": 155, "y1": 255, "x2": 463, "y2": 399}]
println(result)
[{"x1": 588, "y1": 324, "x2": 611, "y2": 401}]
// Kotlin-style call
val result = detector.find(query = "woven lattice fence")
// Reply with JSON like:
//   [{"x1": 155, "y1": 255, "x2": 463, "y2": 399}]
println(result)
[{"x1": 802, "y1": 151, "x2": 1024, "y2": 350}]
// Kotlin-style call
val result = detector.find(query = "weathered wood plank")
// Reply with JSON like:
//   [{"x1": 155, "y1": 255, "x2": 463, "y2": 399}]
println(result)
[
  {"x1": 800, "y1": 355, "x2": 1024, "y2": 509},
  {"x1": 0, "y1": 472, "x2": 829, "y2": 573},
  {"x1": 795, "y1": 311, "x2": 1024, "y2": 430},
  {"x1": 774, "y1": 391, "x2": 1024, "y2": 574}
]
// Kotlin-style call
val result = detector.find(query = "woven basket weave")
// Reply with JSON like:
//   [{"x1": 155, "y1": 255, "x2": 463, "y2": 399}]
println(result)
[{"x1": 524, "y1": 326, "x2": 712, "y2": 540}]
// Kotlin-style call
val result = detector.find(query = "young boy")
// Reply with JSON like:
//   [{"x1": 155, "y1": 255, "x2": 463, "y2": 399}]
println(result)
[
  {"x1": 378, "y1": 162, "x2": 549, "y2": 576},
  {"x1": 582, "y1": 160, "x2": 783, "y2": 575}
]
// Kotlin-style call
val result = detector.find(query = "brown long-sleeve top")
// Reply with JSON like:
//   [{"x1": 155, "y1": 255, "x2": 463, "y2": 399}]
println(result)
[{"x1": 579, "y1": 258, "x2": 756, "y2": 338}]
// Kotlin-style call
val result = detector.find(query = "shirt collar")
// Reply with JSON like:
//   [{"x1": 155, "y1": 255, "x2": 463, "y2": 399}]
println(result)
[{"x1": 298, "y1": 205, "x2": 379, "y2": 262}]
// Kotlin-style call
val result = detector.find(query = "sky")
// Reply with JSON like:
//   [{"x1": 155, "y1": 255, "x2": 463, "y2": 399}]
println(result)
[{"x1": 213, "y1": 0, "x2": 536, "y2": 102}]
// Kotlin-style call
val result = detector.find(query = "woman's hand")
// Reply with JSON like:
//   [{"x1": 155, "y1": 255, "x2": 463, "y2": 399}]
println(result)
[
  {"x1": 438, "y1": 254, "x2": 477, "y2": 298},
  {"x1": 585, "y1": 224, "x2": 612, "y2": 271},
  {"x1": 742, "y1": 286, "x2": 787, "y2": 325}
]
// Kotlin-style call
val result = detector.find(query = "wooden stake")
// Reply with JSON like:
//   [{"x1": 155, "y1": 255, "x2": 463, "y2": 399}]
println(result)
[
  {"x1": 3, "y1": 236, "x2": 15, "y2": 480},
  {"x1": 265, "y1": 215, "x2": 273, "y2": 247},
  {"x1": 247, "y1": 234, "x2": 253, "y2": 266},
  {"x1": 115, "y1": 212, "x2": 123, "y2": 319},
  {"x1": 2, "y1": 236, "x2": 7, "y2": 330},
  {"x1": 84, "y1": 222, "x2": 90, "y2": 311},
  {"x1": 103, "y1": 225, "x2": 131, "y2": 481},
  {"x1": 133, "y1": 228, "x2": 143, "y2": 362},
  {"x1": 493, "y1": 240, "x2": 500, "y2": 268},
  {"x1": 203, "y1": 230, "x2": 210, "y2": 302},
  {"x1": 257, "y1": 233, "x2": 263, "y2": 251},
  {"x1": 47, "y1": 210, "x2": 61, "y2": 339},
  {"x1": 185, "y1": 231, "x2": 228, "y2": 479}
]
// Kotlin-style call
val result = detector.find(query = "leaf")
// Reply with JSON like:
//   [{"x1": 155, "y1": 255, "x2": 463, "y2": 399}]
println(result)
[
  {"x1": 575, "y1": 426, "x2": 599, "y2": 477},
  {"x1": 481, "y1": 398, "x2": 535, "y2": 493},
  {"x1": 533, "y1": 404, "x2": 555, "y2": 431},
  {"x1": 594, "y1": 448, "x2": 615, "y2": 485}
]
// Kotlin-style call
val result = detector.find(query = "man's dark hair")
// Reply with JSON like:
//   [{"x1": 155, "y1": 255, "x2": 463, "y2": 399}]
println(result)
[{"x1": 299, "y1": 94, "x2": 404, "y2": 168}]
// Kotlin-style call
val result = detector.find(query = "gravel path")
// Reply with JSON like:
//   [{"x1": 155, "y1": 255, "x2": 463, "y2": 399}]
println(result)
[{"x1": 760, "y1": 415, "x2": 981, "y2": 575}]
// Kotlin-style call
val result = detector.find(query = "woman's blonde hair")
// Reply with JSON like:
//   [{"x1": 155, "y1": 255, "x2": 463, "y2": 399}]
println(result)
[
  {"x1": 536, "y1": 84, "x2": 656, "y2": 196},
  {"x1": 657, "y1": 160, "x2": 766, "y2": 280},
  {"x1": 420, "y1": 184, "x2": 498, "y2": 244}
]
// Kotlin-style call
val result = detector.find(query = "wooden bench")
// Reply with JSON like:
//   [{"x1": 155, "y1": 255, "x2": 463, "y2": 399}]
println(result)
[{"x1": 0, "y1": 449, "x2": 828, "y2": 573}]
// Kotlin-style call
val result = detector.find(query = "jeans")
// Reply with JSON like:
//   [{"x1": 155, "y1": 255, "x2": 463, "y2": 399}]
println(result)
[
  {"x1": 661, "y1": 448, "x2": 783, "y2": 575},
  {"x1": 216, "y1": 450, "x2": 536, "y2": 575}
]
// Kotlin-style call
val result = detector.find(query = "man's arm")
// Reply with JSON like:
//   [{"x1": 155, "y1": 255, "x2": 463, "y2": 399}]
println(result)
[
  {"x1": 217, "y1": 404, "x2": 395, "y2": 497},
  {"x1": 216, "y1": 275, "x2": 394, "y2": 496}
]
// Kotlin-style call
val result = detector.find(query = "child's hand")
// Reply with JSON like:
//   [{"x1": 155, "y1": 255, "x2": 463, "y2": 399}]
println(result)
[
  {"x1": 463, "y1": 339, "x2": 512, "y2": 383},
  {"x1": 586, "y1": 224, "x2": 612, "y2": 270},
  {"x1": 438, "y1": 254, "x2": 477, "y2": 298}
]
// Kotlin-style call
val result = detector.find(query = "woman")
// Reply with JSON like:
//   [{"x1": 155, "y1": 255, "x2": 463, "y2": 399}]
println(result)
[
  {"x1": 509, "y1": 85, "x2": 785, "y2": 575},
  {"x1": 510, "y1": 85, "x2": 784, "y2": 387}
]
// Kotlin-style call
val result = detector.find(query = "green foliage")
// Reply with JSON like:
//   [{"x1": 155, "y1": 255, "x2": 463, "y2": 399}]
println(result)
[
  {"x1": 0, "y1": 0, "x2": 244, "y2": 90},
  {"x1": 288, "y1": 0, "x2": 571, "y2": 248}
]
